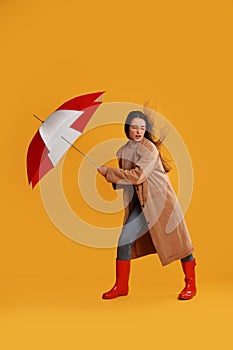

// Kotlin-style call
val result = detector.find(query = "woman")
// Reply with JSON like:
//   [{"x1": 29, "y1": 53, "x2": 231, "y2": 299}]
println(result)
[{"x1": 97, "y1": 111, "x2": 197, "y2": 300}]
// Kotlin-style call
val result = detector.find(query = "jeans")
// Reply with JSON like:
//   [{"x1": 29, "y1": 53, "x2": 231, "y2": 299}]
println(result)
[{"x1": 117, "y1": 202, "x2": 148, "y2": 260}]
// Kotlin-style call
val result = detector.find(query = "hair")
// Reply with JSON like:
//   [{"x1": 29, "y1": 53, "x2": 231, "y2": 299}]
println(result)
[{"x1": 124, "y1": 110, "x2": 171, "y2": 173}]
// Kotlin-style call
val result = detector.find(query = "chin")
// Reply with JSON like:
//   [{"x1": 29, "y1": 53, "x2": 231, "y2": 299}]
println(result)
[{"x1": 135, "y1": 138, "x2": 143, "y2": 142}]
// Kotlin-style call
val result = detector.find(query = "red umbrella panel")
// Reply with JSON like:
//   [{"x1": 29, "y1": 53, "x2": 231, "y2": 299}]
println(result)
[{"x1": 27, "y1": 91, "x2": 105, "y2": 188}]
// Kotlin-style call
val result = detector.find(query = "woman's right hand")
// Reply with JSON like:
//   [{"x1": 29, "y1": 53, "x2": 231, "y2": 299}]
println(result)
[{"x1": 97, "y1": 166, "x2": 108, "y2": 176}]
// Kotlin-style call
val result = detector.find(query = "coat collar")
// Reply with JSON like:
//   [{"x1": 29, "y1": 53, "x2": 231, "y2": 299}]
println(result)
[{"x1": 126, "y1": 138, "x2": 147, "y2": 149}]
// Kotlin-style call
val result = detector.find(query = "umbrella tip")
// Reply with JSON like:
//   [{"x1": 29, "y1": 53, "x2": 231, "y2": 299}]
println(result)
[{"x1": 33, "y1": 114, "x2": 44, "y2": 123}]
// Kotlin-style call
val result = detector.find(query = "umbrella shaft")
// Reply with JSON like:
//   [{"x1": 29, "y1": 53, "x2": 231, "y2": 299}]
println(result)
[{"x1": 61, "y1": 136, "x2": 99, "y2": 168}]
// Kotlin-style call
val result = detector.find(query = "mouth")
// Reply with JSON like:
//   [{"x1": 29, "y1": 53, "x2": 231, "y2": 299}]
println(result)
[{"x1": 135, "y1": 135, "x2": 142, "y2": 139}]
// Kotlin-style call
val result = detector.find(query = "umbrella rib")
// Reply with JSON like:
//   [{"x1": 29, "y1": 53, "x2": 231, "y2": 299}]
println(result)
[{"x1": 61, "y1": 136, "x2": 99, "y2": 168}]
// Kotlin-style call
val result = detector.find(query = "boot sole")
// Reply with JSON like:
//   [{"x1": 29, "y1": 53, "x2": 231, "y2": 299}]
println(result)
[
  {"x1": 178, "y1": 292, "x2": 197, "y2": 300},
  {"x1": 102, "y1": 292, "x2": 128, "y2": 299}
]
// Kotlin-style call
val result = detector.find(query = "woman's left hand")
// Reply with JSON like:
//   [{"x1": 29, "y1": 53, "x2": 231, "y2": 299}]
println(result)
[{"x1": 97, "y1": 166, "x2": 108, "y2": 176}]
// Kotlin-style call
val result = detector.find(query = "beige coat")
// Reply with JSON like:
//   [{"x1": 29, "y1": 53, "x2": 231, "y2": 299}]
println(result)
[{"x1": 105, "y1": 138, "x2": 194, "y2": 266}]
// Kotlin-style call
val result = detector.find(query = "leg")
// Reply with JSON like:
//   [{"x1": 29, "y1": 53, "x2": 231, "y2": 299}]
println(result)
[
  {"x1": 102, "y1": 203, "x2": 147, "y2": 300},
  {"x1": 117, "y1": 202, "x2": 148, "y2": 260},
  {"x1": 181, "y1": 254, "x2": 194, "y2": 262}
]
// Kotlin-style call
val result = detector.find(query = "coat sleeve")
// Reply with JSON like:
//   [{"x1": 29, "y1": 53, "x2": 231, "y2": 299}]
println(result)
[
  {"x1": 111, "y1": 157, "x2": 132, "y2": 190},
  {"x1": 106, "y1": 144, "x2": 159, "y2": 186}
]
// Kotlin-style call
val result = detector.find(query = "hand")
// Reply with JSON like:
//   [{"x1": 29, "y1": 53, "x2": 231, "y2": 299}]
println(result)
[{"x1": 97, "y1": 166, "x2": 108, "y2": 176}]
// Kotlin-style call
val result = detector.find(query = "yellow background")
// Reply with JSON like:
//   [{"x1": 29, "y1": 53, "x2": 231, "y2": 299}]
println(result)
[{"x1": 1, "y1": 0, "x2": 233, "y2": 349}]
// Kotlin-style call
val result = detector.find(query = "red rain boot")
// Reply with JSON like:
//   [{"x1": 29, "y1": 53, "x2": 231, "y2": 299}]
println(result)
[
  {"x1": 178, "y1": 259, "x2": 197, "y2": 300},
  {"x1": 102, "y1": 259, "x2": 130, "y2": 299}
]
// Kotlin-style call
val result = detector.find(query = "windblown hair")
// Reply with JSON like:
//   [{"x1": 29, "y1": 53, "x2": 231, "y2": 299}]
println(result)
[{"x1": 124, "y1": 110, "x2": 171, "y2": 173}]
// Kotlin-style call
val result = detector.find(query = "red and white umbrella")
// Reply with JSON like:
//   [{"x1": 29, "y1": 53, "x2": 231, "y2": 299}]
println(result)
[{"x1": 27, "y1": 91, "x2": 104, "y2": 188}]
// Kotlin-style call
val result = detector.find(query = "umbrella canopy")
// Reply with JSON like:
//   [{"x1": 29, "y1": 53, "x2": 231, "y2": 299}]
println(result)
[{"x1": 27, "y1": 91, "x2": 104, "y2": 188}]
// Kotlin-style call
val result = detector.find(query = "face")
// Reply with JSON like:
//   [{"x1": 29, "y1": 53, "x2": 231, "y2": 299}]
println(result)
[{"x1": 129, "y1": 117, "x2": 146, "y2": 143}]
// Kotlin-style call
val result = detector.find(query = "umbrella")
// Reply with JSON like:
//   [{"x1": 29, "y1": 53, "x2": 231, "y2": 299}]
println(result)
[{"x1": 27, "y1": 91, "x2": 104, "y2": 188}]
